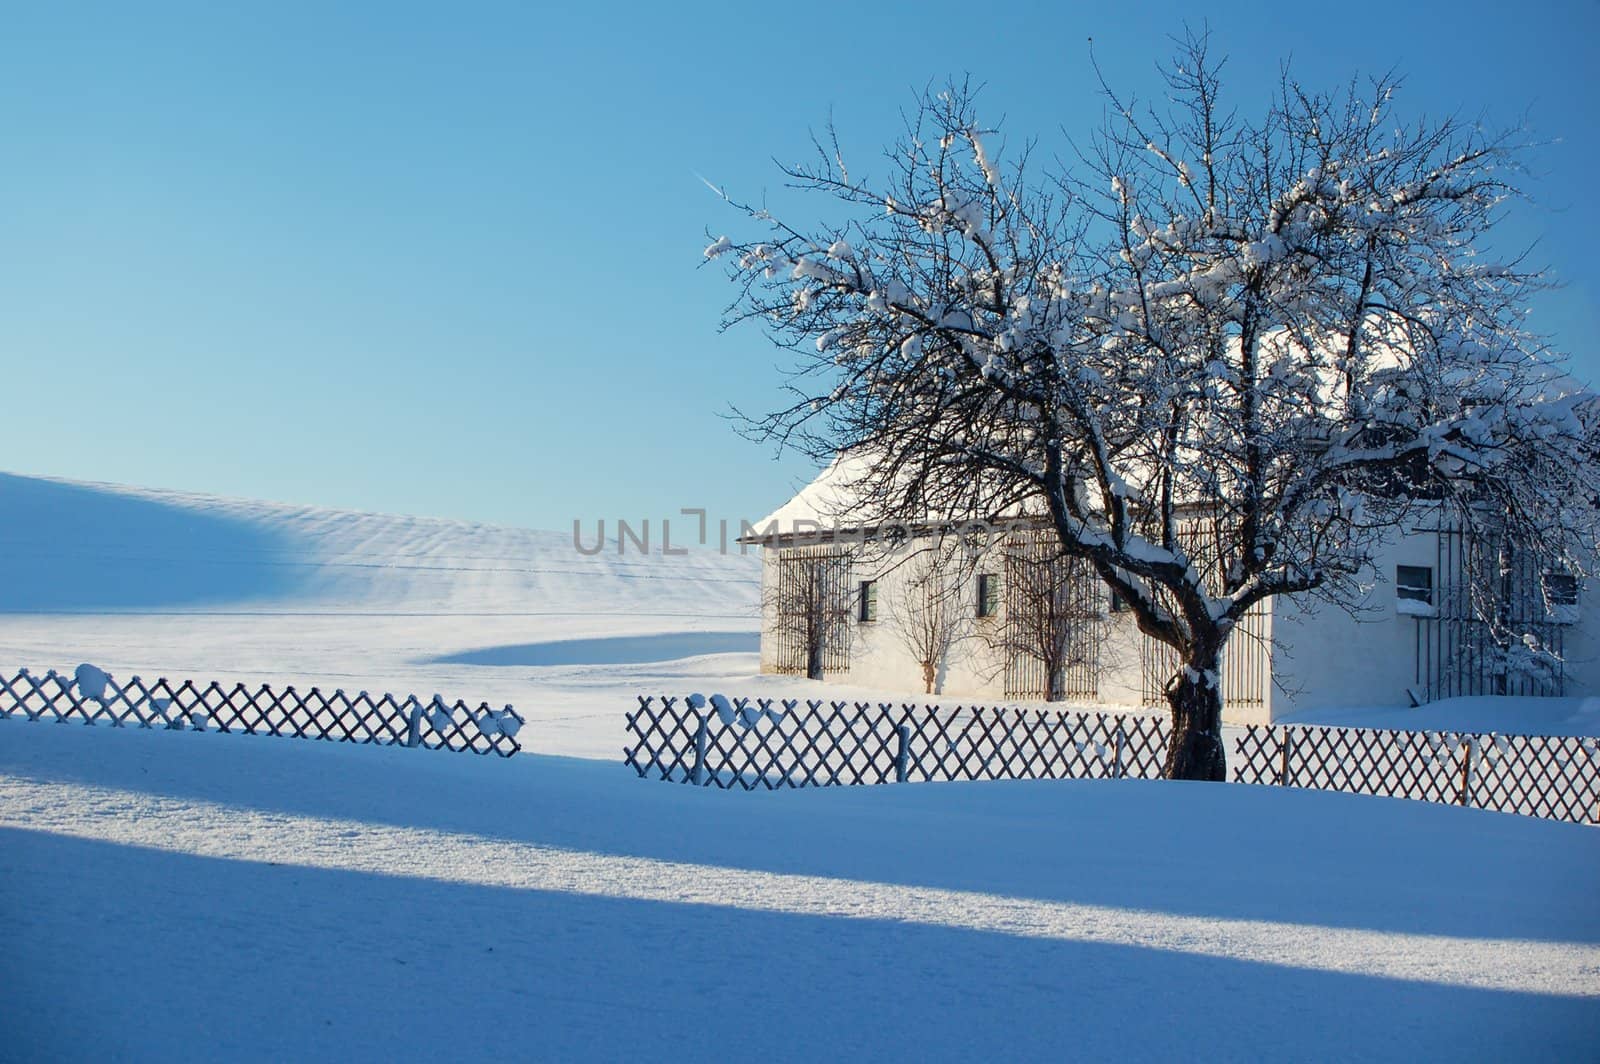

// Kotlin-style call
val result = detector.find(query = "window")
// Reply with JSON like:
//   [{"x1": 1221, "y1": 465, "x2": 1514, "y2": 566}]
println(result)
[
  {"x1": 1544, "y1": 572, "x2": 1579, "y2": 607},
  {"x1": 1109, "y1": 589, "x2": 1131, "y2": 613},
  {"x1": 858, "y1": 580, "x2": 878, "y2": 623},
  {"x1": 977, "y1": 572, "x2": 1000, "y2": 618},
  {"x1": 1396, "y1": 565, "x2": 1433, "y2": 604}
]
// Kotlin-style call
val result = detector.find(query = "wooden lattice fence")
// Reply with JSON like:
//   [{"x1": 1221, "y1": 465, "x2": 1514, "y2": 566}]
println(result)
[
  {"x1": 1233, "y1": 723, "x2": 1600, "y2": 823},
  {"x1": 626, "y1": 695, "x2": 1599, "y2": 823},
  {"x1": 0, "y1": 666, "x2": 524, "y2": 757},
  {"x1": 625, "y1": 696, "x2": 1170, "y2": 788}
]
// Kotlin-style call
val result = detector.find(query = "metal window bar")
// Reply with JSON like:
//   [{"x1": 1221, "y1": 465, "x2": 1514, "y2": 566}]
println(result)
[
  {"x1": 1413, "y1": 518, "x2": 1567, "y2": 702},
  {"x1": 1001, "y1": 533, "x2": 1103, "y2": 701},
  {"x1": 1139, "y1": 600, "x2": 1268, "y2": 708},
  {"x1": 1133, "y1": 515, "x2": 1267, "y2": 709},
  {"x1": 770, "y1": 547, "x2": 853, "y2": 675}
]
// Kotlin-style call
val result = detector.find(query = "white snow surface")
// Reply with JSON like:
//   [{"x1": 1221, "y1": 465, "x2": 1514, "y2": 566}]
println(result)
[
  {"x1": 1, "y1": 722, "x2": 1597, "y2": 1060},
  {"x1": 5, "y1": 472, "x2": 1600, "y2": 1057},
  {"x1": 0, "y1": 471, "x2": 768, "y2": 759}
]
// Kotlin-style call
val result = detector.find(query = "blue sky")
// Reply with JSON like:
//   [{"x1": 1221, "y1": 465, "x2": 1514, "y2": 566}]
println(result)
[{"x1": 2, "y1": 1, "x2": 1595, "y2": 531}]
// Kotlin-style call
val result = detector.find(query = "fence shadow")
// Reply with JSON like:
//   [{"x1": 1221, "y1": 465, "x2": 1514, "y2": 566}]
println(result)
[
  {"x1": 5, "y1": 723, "x2": 1598, "y2": 946},
  {"x1": 3, "y1": 829, "x2": 1595, "y2": 1062}
]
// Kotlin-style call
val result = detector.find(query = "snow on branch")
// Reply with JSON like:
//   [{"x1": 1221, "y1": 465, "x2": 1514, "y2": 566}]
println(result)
[{"x1": 706, "y1": 46, "x2": 1600, "y2": 696}]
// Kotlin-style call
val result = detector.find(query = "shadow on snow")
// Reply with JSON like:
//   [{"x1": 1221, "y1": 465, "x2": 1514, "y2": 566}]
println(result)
[
  {"x1": 0, "y1": 473, "x2": 309, "y2": 612},
  {"x1": 2, "y1": 830, "x2": 1595, "y2": 1062},
  {"x1": 7, "y1": 725, "x2": 1599, "y2": 946},
  {"x1": 420, "y1": 631, "x2": 759, "y2": 667}
]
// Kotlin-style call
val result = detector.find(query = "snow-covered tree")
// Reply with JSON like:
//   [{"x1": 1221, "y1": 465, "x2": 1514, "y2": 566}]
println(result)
[{"x1": 708, "y1": 34, "x2": 1600, "y2": 779}]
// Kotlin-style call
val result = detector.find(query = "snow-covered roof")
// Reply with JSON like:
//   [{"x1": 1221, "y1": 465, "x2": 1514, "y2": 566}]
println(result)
[
  {"x1": 738, "y1": 452, "x2": 1051, "y2": 545},
  {"x1": 741, "y1": 455, "x2": 875, "y2": 542}
]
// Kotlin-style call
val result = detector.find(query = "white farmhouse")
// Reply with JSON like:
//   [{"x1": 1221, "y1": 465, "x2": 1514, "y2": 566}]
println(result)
[{"x1": 742, "y1": 459, "x2": 1600, "y2": 725}]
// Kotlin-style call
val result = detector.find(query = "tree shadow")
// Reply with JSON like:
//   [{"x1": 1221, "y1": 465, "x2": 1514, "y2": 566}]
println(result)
[
  {"x1": 2, "y1": 829, "x2": 1594, "y2": 1061},
  {"x1": 0, "y1": 473, "x2": 309, "y2": 612},
  {"x1": 8, "y1": 724, "x2": 1600, "y2": 945}
]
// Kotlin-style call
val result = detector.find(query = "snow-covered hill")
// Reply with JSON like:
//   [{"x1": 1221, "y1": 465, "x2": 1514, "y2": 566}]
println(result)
[
  {"x1": 0, "y1": 472, "x2": 763, "y2": 756},
  {"x1": 0, "y1": 470, "x2": 759, "y2": 616}
]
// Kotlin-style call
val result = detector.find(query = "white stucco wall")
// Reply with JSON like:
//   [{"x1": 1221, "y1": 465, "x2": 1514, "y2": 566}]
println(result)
[
  {"x1": 836, "y1": 539, "x2": 1009, "y2": 699},
  {"x1": 758, "y1": 538, "x2": 1153, "y2": 709},
  {"x1": 1267, "y1": 522, "x2": 1600, "y2": 716},
  {"x1": 1558, "y1": 599, "x2": 1600, "y2": 698},
  {"x1": 1265, "y1": 527, "x2": 1440, "y2": 716},
  {"x1": 759, "y1": 523, "x2": 1598, "y2": 721}
]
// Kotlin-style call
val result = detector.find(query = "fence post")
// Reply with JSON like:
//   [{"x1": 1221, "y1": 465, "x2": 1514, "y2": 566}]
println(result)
[
  {"x1": 404, "y1": 696, "x2": 424, "y2": 748},
  {"x1": 691, "y1": 713, "x2": 709, "y2": 786},
  {"x1": 894, "y1": 724, "x2": 911, "y2": 783},
  {"x1": 1113, "y1": 723, "x2": 1125, "y2": 779},
  {"x1": 1593, "y1": 742, "x2": 1600, "y2": 828},
  {"x1": 1459, "y1": 736, "x2": 1475, "y2": 807},
  {"x1": 1279, "y1": 729, "x2": 1294, "y2": 787}
]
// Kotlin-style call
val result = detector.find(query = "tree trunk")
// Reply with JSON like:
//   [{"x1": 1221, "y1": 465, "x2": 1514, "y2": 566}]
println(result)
[
  {"x1": 922, "y1": 660, "x2": 936, "y2": 695},
  {"x1": 1163, "y1": 661, "x2": 1226, "y2": 781},
  {"x1": 1046, "y1": 662, "x2": 1065, "y2": 702},
  {"x1": 806, "y1": 639, "x2": 823, "y2": 681}
]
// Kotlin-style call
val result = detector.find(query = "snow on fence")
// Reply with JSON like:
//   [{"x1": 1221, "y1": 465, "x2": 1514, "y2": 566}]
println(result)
[
  {"x1": 0, "y1": 665, "x2": 524, "y2": 757},
  {"x1": 626, "y1": 695, "x2": 1600, "y2": 824}
]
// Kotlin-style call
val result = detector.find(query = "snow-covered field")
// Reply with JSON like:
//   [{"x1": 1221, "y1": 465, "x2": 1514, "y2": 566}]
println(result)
[
  {"x1": 3, "y1": 723, "x2": 1598, "y2": 1061},
  {"x1": 4, "y1": 472, "x2": 1600, "y2": 1060},
  {"x1": 0, "y1": 471, "x2": 773, "y2": 759}
]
